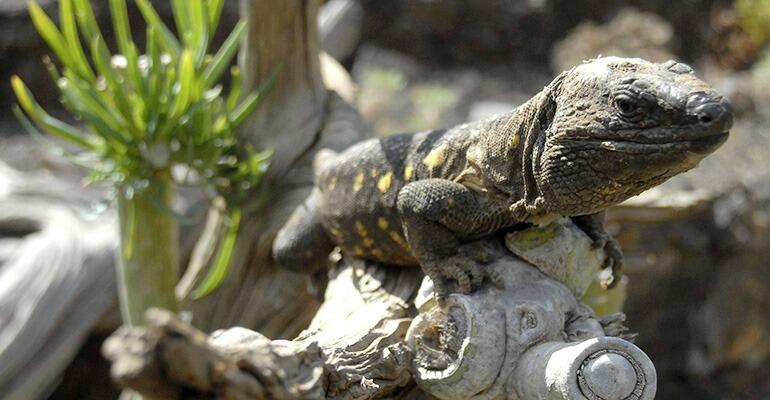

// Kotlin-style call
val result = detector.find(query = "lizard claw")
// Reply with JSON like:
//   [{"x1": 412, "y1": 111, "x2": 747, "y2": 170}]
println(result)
[
  {"x1": 486, "y1": 269, "x2": 505, "y2": 289},
  {"x1": 597, "y1": 236, "x2": 623, "y2": 289},
  {"x1": 425, "y1": 255, "x2": 505, "y2": 303},
  {"x1": 572, "y1": 213, "x2": 623, "y2": 290},
  {"x1": 459, "y1": 240, "x2": 496, "y2": 264},
  {"x1": 443, "y1": 264, "x2": 473, "y2": 294},
  {"x1": 591, "y1": 236, "x2": 607, "y2": 250}
]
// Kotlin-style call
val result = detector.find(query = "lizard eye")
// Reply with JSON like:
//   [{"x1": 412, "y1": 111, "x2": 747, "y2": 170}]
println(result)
[
  {"x1": 614, "y1": 94, "x2": 643, "y2": 121},
  {"x1": 615, "y1": 96, "x2": 636, "y2": 114}
]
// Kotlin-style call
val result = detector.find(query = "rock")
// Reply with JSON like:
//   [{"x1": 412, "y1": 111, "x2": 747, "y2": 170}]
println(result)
[
  {"x1": 582, "y1": 352, "x2": 639, "y2": 399},
  {"x1": 352, "y1": 46, "x2": 550, "y2": 136},
  {"x1": 550, "y1": 8, "x2": 676, "y2": 73},
  {"x1": 359, "y1": 0, "x2": 606, "y2": 65},
  {"x1": 359, "y1": 0, "x2": 726, "y2": 67}
]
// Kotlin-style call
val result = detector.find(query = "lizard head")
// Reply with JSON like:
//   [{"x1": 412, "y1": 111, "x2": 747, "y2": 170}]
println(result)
[{"x1": 535, "y1": 57, "x2": 732, "y2": 216}]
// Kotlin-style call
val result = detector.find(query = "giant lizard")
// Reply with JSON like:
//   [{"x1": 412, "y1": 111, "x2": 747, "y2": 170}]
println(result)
[{"x1": 272, "y1": 57, "x2": 733, "y2": 301}]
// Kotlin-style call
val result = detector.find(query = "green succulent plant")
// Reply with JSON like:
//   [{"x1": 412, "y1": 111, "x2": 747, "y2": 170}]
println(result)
[{"x1": 12, "y1": 0, "x2": 273, "y2": 324}]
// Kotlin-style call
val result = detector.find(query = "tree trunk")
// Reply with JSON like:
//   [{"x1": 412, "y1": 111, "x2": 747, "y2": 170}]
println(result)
[
  {"x1": 0, "y1": 2, "x2": 366, "y2": 397},
  {"x1": 187, "y1": 0, "x2": 366, "y2": 337}
]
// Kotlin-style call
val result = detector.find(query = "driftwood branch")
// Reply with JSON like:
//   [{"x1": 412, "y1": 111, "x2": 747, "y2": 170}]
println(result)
[
  {"x1": 0, "y1": 2, "x2": 365, "y2": 397},
  {"x1": 104, "y1": 221, "x2": 657, "y2": 400},
  {"x1": 0, "y1": 160, "x2": 117, "y2": 400},
  {"x1": 187, "y1": 0, "x2": 367, "y2": 336}
]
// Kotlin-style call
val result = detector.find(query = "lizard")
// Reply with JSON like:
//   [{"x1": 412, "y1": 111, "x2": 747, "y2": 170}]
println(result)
[{"x1": 272, "y1": 57, "x2": 733, "y2": 302}]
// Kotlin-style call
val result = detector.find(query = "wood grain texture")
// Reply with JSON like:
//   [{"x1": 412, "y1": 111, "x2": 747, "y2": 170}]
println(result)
[{"x1": 186, "y1": 0, "x2": 367, "y2": 336}]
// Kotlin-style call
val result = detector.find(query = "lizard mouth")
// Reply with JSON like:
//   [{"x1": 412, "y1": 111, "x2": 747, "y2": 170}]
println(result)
[
  {"x1": 683, "y1": 131, "x2": 729, "y2": 153},
  {"x1": 576, "y1": 129, "x2": 729, "y2": 155}
]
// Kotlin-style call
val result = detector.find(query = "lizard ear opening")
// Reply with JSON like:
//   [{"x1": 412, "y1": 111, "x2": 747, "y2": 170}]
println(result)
[
  {"x1": 464, "y1": 72, "x2": 563, "y2": 200},
  {"x1": 521, "y1": 74, "x2": 562, "y2": 208}
]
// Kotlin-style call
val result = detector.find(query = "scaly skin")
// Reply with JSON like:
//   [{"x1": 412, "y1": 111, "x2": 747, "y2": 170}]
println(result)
[{"x1": 272, "y1": 57, "x2": 733, "y2": 302}]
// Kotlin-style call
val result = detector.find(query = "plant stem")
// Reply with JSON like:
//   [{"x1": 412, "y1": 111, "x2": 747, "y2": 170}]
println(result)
[{"x1": 116, "y1": 171, "x2": 180, "y2": 325}]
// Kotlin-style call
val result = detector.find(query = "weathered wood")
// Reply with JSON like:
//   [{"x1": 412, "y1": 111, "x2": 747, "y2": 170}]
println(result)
[
  {"x1": 104, "y1": 259, "x2": 420, "y2": 400},
  {"x1": 319, "y1": 0, "x2": 364, "y2": 62},
  {"x1": 0, "y1": 4, "x2": 364, "y2": 398},
  {"x1": 187, "y1": 0, "x2": 367, "y2": 336},
  {"x1": 0, "y1": 161, "x2": 117, "y2": 400},
  {"x1": 240, "y1": 0, "x2": 327, "y2": 178},
  {"x1": 103, "y1": 221, "x2": 657, "y2": 400}
]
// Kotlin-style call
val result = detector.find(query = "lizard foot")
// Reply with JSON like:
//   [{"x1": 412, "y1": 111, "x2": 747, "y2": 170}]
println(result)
[
  {"x1": 458, "y1": 240, "x2": 497, "y2": 264},
  {"x1": 425, "y1": 256, "x2": 505, "y2": 305},
  {"x1": 593, "y1": 236, "x2": 623, "y2": 289},
  {"x1": 509, "y1": 197, "x2": 548, "y2": 221},
  {"x1": 572, "y1": 213, "x2": 624, "y2": 290}
]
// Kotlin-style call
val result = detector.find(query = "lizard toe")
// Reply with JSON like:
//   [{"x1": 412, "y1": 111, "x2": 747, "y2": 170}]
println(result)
[
  {"x1": 462, "y1": 261, "x2": 504, "y2": 290},
  {"x1": 435, "y1": 294, "x2": 448, "y2": 308},
  {"x1": 486, "y1": 268, "x2": 505, "y2": 289},
  {"x1": 591, "y1": 236, "x2": 608, "y2": 250},
  {"x1": 423, "y1": 262, "x2": 451, "y2": 303},
  {"x1": 600, "y1": 273, "x2": 616, "y2": 290},
  {"x1": 443, "y1": 264, "x2": 472, "y2": 294},
  {"x1": 459, "y1": 241, "x2": 495, "y2": 264},
  {"x1": 599, "y1": 237, "x2": 624, "y2": 289},
  {"x1": 462, "y1": 262, "x2": 485, "y2": 289},
  {"x1": 601, "y1": 252, "x2": 615, "y2": 270},
  {"x1": 600, "y1": 256, "x2": 623, "y2": 290}
]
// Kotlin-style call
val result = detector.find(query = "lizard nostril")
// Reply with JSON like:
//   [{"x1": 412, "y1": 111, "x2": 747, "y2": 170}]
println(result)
[
  {"x1": 686, "y1": 93, "x2": 733, "y2": 129},
  {"x1": 692, "y1": 102, "x2": 726, "y2": 127},
  {"x1": 698, "y1": 112, "x2": 713, "y2": 124}
]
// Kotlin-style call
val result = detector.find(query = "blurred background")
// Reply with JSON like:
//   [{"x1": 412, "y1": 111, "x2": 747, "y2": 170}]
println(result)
[{"x1": 0, "y1": 0, "x2": 768, "y2": 399}]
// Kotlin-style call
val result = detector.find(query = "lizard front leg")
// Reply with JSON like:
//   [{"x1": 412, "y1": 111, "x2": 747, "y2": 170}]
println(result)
[
  {"x1": 572, "y1": 211, "x2": 623, "y2": 289},
  {"x1": 397, "y1": 179, "x2": 505, "y2": 303}
]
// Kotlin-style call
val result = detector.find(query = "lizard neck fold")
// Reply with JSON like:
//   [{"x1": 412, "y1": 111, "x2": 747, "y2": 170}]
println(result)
[{"x1": 465, "y1": 90, "x2": 554, "y2": 211}]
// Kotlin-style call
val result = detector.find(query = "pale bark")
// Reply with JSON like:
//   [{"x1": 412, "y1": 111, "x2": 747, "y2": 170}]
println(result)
[
  {"x1": 186, "y1": 0, "x2": 367, "y2": 337},
  {"x1": 0, "y1": 3, "x2": 365, "y2": 398},
  {"x1": 0, "y1": 161, "x2": 117, "y2": 400},
  {"x1": 103, "y1": 221, "x2": 657, "y2": 400}
]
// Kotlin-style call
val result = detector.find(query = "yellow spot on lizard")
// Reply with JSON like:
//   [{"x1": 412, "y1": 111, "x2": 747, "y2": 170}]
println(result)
[
  {"x1": 370, "y1": 168, "x2": 379, "y2": 177},
  {"x1": 371, "y1": 249, "x2": 384, "y2": 258},
  {"x1": 510, "y1": 133, "x2": 521, "y2": 148},
  {"x1": 353, "y1": 246, "x2": 365, "y2": 256},
  {"x1": 353, "y1": 171, "x2": 365, "y2": 193},
  {"x1": 363, "y1": 237, "x2": 375, "y2": 248},
  {"x1": 422, "y1": 143, "x2": 448, "y2": 170},
  {"x1": 389, "y1": 230, "x2": 409, "y2": 249},
  {"x1": 377, "y1": 172, "x2": 393, "y2": 193},
  {"x1": 327, "y1": 175, "x2": 337, "y2": 191},
  {"x1": 355, "y1": 221, "x2": 369, "y2": 238},
  {"x1": 404, "y1": 164, "x2": 414, "y2": 180},
  {"x1": 377, "y1": 217, "x2": 389, "y2": 230},
  {"x1": 330, "y1": 228, "x2": 344, "y2": 241}
]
